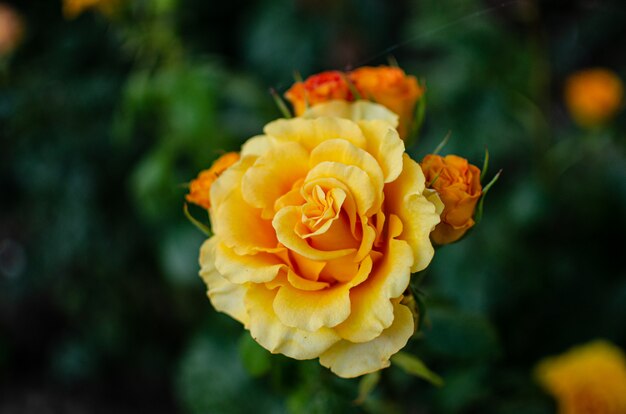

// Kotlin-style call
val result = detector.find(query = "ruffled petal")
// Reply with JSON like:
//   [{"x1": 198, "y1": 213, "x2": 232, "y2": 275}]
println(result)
[
  {"x1": 358, "y1": 120, "x2": 405, "y2": 183},
  {"x1": 264, "y1": 117, "x2": 367, "y2": 152},
  {"x1": 273, "y1": 206, "x2": 356, "y2": 261},
  {"x1": 199, "y1": 238, "x2": 249, "y2": 326},
  {"x1": 302, "y1": 100, "x2": 399, "y2": 128},
  {"x1": 214, "y1": 242, "x2": 286, "y2": 284},
  {"x1": 319, "y1": 301, "x2": 414, "y2": 378},
  {"x1": 241, "y1": 141, "x2": 310, "y2": 219},
  {"x1": 334, "y1": 215, "x2": 413, "y2": 342},
  {"x1": 385, "y1": 154, "x2": 440, "y2": 272},
  {"x1": 246, "y1": 285, "x2": 340, "y2": 359}
]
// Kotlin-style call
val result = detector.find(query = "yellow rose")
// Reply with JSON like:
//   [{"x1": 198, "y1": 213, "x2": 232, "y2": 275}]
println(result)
[
  {"x1": 350, "y1": 66, "x2": 424, "y2": 140},
  {"x1": 421, "y1": 154, "x2": 482, "y2": 245},
  {"x1": 565, "y1": 68, "x2": 623, "y2": 128},
  {"x1": 536, "y1": 340, "x2": 626, "y2": 414},
  {"x1": 186, "y1": 152, "x2": 240, "y2": 210},
  {"x1": 199, "y1": 101, "x2": 441, "y2": 378}
]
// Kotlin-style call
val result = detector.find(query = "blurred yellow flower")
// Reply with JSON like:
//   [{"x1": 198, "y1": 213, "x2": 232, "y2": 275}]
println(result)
[
  {"x1": 536, "y1": 340, "x2": 626, "y2": 414},
  {"x1": 565, "y1": 68, "x2": 623, "y2": 128},
  {"x1": 63, "y1": 0, "x2": 118, "y2": 19},
  {"x1": 198, "y1": 101, "x2": 441, "y2": 378},
  {"x1": 350, "y1": 66, "x2": 423, "y2": 140},
  {"x1": 421, "y1": 154, "x2": 482, "y2": 245},
  {"x1": 0, "y1": 3, "x2": 24, "y2": 57},
  {"x1": 186, "y1": 152, "x2": 240, "y2": 210}
]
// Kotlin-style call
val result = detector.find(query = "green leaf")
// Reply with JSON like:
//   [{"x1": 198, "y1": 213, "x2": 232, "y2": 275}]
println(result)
[
  {"x1": 391, "y1": 352, "x2": 444, "y2": 387},
  {"x1": 354, "y1": 371, "x2": 380, "y2": 405},
  {"x1": 238, "y1": 334, "x2": 272, "y2": 378}
]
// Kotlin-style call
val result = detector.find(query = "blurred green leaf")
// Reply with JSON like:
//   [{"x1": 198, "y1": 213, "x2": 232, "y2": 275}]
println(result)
[
  {"x1": 391, "y1": 352, "x2": 444, "y2": 387},
  {"x1": 424, "y1": 307, "x2": 500, "y2": 361},
  {"x1": 238, "y1": 333, "x2": 272, "y2": 378},
  {"x1": 354, "y1": 371, "x2": 380, "y2": 405}
]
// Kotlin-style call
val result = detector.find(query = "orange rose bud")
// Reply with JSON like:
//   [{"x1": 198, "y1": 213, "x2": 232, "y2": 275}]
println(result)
[
  {"x1": 349, "y1": 66, "x2": 423, "y2": 139},
  {"x1": 421, "y1": 154, "x2": 482, "y2": 245},
  {"x1": 186, "y1": 152, "x2": 240, "y2": 210},
  {"x1": 565, "y1": 68, "x2": 623, "y2": 127},
  {"x1": 284, "y1": 71, "x2": 353, "y2": 116}
]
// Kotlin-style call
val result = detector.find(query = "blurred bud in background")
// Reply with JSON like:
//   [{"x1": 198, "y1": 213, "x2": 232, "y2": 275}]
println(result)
[
  {"x1": 0, "y1": 3, "x2": 23, "y2": 57},
  {"x1": 535, "y1": 340, "x2": 626, "y2": 414},
  {"x1": 564, "y1": 68, "x2": 623, "y2": 128},
  {"x1": 63, "y1": 0, "x2": 119, "y2": 19},
  {"x1": 284, "y1": 71, "x2": 353, "y2": 116},
  {"x1": 421, "y1": 154, "x2": 482, "y2": 245},
  {"x1": 350, "y1": 66, "x2": 423, "y2": 140}
]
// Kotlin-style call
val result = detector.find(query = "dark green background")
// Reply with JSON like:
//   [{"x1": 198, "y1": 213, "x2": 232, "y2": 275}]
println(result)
[{"x1": 1, "y1": 0, "x2": 625, "y2": 412}]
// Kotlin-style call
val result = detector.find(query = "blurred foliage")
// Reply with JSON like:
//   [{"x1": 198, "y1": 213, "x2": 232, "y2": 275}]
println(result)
[{"x1": 1, "y1": 0, "x2": 626, "y2": 412}]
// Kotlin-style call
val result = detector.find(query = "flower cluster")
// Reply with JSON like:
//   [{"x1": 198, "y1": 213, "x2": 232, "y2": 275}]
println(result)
[{"x1": 186, "y1": 66, "x2": 492, "y2": 378}]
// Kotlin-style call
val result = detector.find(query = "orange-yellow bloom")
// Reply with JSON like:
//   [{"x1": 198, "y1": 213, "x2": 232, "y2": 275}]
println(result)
[
  {"x1": 0, "y1": 3, "x2": 23, "y2": 56},
  {"x1": 186, "y1": 152, "x2": 240, "y2": 210},
  {"x1": 536, "y1": 340, "x2": 626, "y2": 414},
  {"x1": 565, "y1": 68, "x2": 623, "y2": 127},
  {"x1": 284, "y1": 71, "x2": 353, "y2": 117},
  {"x1": 421, "y1": 154, "x2": 482, "y2": 245},
  {"x1": 198, "y1": 101, "x2": 442, "y2": 378},
  {"x1": 350, "y1": 66, "x2": 423, "y2": 139},
  {"x1": 63, "y1": 0, "x2": 119, "y2": 19}
]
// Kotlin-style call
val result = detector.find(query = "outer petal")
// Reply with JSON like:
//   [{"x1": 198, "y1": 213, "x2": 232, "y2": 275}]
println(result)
[
  {"x1": 199, "y1": 238, "x2": 249, "y2": 326},
  {"x1": 320, "y1": 301, "x2": 414, "y2": 378},
  {"x1": 240, "y1": 135, "x2": 274, "y2": 158},
  {"x1": 246, "y1": 285, "x2": 340, "y2": 360},
  {"x1": 385, "y1": 154, "x2": 440, "y2": 272},
  {"x1": 334, "y1": 215, "x2": 413, "y2": 342},
  {"x1": 264, "y1": 117, "x2": 367, "y2": 152},
  {"x1": 302, "y1": 100, "x2": 399, "y2": 128},
  {"x1": 358, "y1": 120, "x2": 405, "y2": 183},
  {"x1": 214, "y1": 242, "x2": 286, "y2": 284}
]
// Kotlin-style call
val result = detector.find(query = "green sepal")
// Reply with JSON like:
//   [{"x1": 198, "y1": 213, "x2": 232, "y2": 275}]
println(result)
[
  {"x1": 432, "y1": 130, "x2": 451, "y2": 155},
  {"x1": 480, "y1": 146, "x2": 490, "y2": 182},
  {"x1": 183, "y1": 203, "x2": 212, "y2": 236},
  {"x1": 270, "y1": 88, "x2": 292, "y2": 119},
  {"x1": 406, "y1": 87, "x2": 427, "y2": 148},
  {"x1": 391, "y1": 352, "x2": 444, "y2": 387},
  {"x1": 354, "y1": 371, "x2": 380, "y2": 405},
  {"x1": 474, "y1": 169, "x2": 502, "y2": 224}
]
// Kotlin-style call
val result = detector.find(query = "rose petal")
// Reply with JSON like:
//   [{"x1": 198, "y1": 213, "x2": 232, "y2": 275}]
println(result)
[
  {"x1": 264, "y1": 117, "x2": 367, "y2": 152},
  {"x1": 241, "y1": 141, "x2": 310, "y2": 220},
  {"x1": 214, "y1": 242, "x2": 286, "y2": 284},
  {"x1": 302, "y1": 100, "x2": 399, "y2": 128},
  {"x1": 334, "y1": 215, "x2": 413, "y2": 342},
  {"x1": 320, "y1": 301, "x2": 414, "y2": 378},
  {"x1": 199, "y1": 238, "x2": 249, "y2": 326},
  {"x1": 246, "y1": 285, "x2": 340, "y2": 359},
  {"x1": 273, "y1": 256, "x2": 372, "y2": 331},
  {"x1": 358, "y1": 120, "x2": 405, "y2": 183},
  {"x1": 385, "y1": 154, "x2": 440, "y2": 272},
  {"x1": 273, "y1": 206, "x2": 356, "y2": 261}
]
